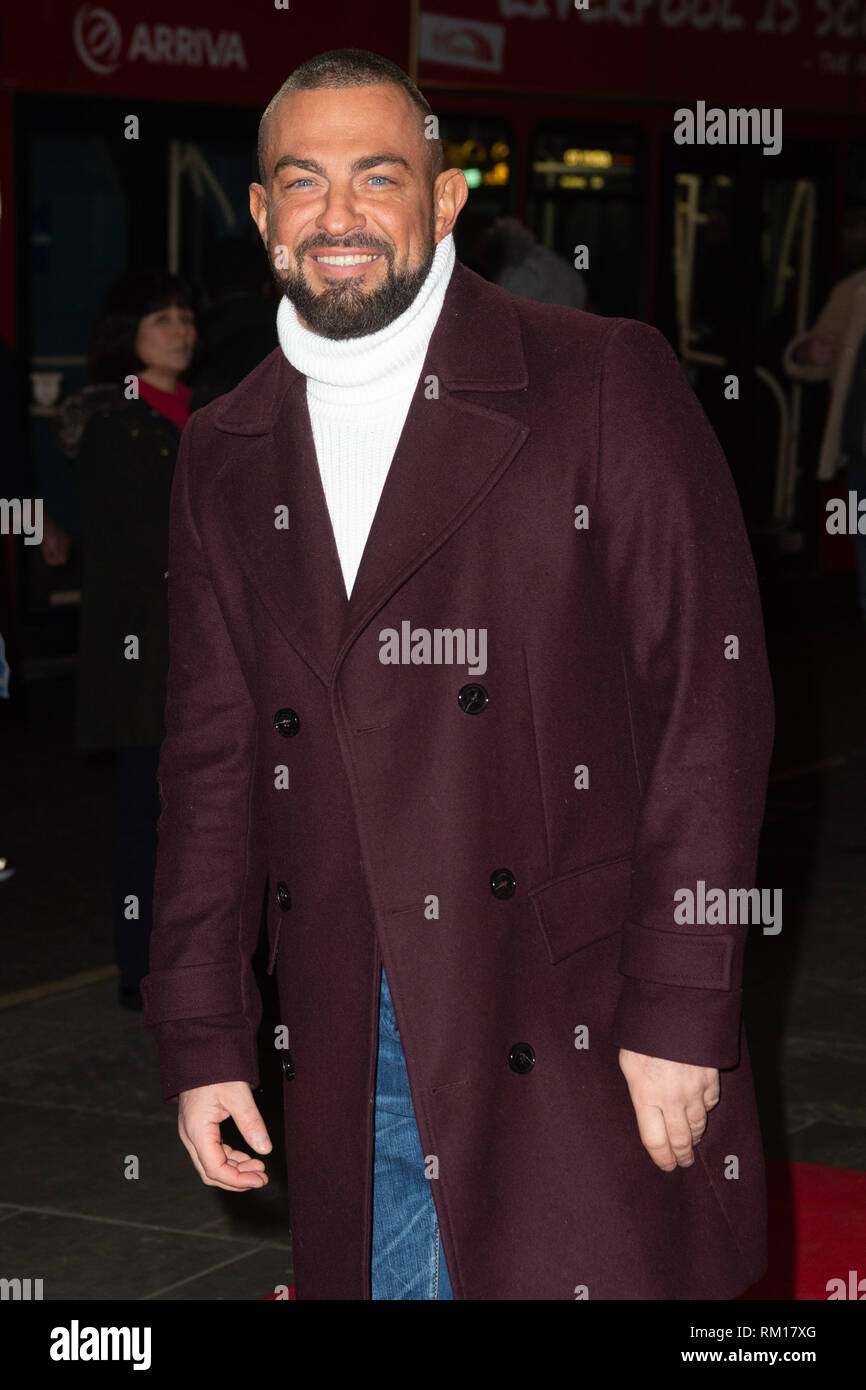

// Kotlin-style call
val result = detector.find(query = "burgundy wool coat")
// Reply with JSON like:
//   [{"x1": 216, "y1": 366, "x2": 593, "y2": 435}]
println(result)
[{"x1": 141, "y1": 258, "x2": 775, "y2": 1301}]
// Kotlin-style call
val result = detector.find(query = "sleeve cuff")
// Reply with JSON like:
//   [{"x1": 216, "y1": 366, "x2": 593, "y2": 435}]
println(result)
[
  {"x1": 143, "y1": 1016, "x2": 260, "y2": 1103},
  {"x1": 611, "y1": 976, "x2": 743, "y2": 1069},
  {"x1": 141, "y1": 962, "x2": 243, "y2": 1023},
  {"x1": 612, "y1": 921, "x2": 745, "y2": 1068}
]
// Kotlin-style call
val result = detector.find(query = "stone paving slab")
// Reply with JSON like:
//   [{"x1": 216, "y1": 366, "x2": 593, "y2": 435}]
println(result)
[{"x1": 0, "y1": 1209, "x2": 289, "y2": 1301}]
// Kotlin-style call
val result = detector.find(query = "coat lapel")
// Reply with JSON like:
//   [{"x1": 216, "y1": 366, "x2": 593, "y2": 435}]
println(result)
[
  {"x1": 340, "y1": 265, "x2": 530, "y2": 658},
  {"x1": 210, "y1": 259, "x2": 530, "y2": 685},
  {"x1": 211, "y1": 357, "x2": 348, "y2": 685}
]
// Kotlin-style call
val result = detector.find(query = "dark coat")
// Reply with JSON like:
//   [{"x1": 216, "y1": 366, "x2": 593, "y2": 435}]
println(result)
[
  {"x1": 141, "y1": 259, "x2": 775, "y2": 1301},
  {"x1": 188, "y1": 291, "x2": 278, "y2": 412},
  {"x1": 498, "y1": 243, "x2": 587, "y2": 310},
  {"x1": 74, "y1": 397, "x2": 180, "y2": 750}
]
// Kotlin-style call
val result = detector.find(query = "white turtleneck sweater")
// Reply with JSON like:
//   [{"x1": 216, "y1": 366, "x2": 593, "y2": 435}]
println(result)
[{"x1": 276, "y1": 232, "x2": 456, "y2": 597}]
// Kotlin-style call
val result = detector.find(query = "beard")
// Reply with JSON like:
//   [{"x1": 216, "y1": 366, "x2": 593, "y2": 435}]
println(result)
[{"x1": 269, "y1": 213, "x2": 438, "y2": 340}]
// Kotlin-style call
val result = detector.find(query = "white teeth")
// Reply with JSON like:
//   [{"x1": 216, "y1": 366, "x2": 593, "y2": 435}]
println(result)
[{"x1": 314, "y1": 254, "x2": 378, "y2": 265}]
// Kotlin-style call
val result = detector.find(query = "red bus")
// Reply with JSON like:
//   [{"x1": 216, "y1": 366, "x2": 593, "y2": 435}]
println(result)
[{"x1": 2, "y1": 0, "x2": 864, "y2": 655}]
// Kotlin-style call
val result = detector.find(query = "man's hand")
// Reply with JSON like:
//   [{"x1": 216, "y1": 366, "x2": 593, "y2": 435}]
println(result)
[
  {"x1": 178, "y1": 1081, "x2": 272, "y2": 1192},
  {"x1": 618, "y1": 1049, "x2": 719, "y2": 1172}
]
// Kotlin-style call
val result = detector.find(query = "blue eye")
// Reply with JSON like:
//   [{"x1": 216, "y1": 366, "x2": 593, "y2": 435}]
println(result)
[{"x1": 285, "y1": 175, "x2": 393, "y2": 189}]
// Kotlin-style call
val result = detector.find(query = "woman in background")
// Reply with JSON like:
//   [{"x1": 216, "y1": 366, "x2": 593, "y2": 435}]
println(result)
[{"x1": 55, "y1": 268, "x2": 197, "y2": 1008}]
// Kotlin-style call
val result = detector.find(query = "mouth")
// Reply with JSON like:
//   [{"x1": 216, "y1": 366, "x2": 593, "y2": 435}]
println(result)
[{"x1": 308, "y1": 250, "x2": 383, "y2": 277}]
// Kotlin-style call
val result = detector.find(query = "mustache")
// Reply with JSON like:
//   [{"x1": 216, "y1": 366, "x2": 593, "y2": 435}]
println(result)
[
  {"x1": 305, "y1": 240, "x2": 389, "y2": 252},
  {"x1": 272, "y1": 233, "x2": 393, "y2": 261}
]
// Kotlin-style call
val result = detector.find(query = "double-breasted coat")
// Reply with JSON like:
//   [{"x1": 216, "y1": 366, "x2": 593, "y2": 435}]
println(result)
[{"x1": 141, "y1": 258, "x2": 775, "y2": 1301}]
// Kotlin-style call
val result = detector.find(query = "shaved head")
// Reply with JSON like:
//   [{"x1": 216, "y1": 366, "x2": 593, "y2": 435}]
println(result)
[{"x1": 257, "y1": 48, "x2": 443, "y2": 189}]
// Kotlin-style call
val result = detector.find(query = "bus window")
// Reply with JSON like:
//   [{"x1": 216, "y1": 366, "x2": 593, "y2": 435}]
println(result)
[
  {"x1": 437, "y1": 115, "x2": 514, "y2": 268},
  {"x1": 527, "y1": 123, "x2": 647, "y2": 319},
  {"x1": 672, "y1": 171, "x2": 736, "y2": 364},
  {"x1": 662, "y1": 134, "x2": 831, "y2": 537}
]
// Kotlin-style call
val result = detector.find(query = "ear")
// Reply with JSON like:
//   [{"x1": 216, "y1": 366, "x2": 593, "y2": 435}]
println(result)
[
  {"x1": 433, "y1": 168, "x2": 469, "y2": 242},
  {"x1": 249, "y1": 183, "x2": 268, "y2": 244}
]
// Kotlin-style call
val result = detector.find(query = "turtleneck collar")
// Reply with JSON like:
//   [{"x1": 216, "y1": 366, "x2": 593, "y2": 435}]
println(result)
[{"x1": 276, "y1": 232, "x2": 456, "y2": 406}]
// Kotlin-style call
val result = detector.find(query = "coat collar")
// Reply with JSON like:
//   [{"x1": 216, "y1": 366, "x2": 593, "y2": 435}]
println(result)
[{"x1": 208, "y1": 258, "x2": 530, "y2": 685}]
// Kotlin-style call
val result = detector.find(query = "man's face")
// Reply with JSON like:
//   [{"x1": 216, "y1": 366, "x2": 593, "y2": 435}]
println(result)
[{"x1": 249, "y1": 84, "x2": 466, "y2": 340}]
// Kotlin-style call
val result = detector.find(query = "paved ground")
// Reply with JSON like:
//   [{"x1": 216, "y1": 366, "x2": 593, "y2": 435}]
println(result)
[
  {"x1": 0, "y1": 671, "x2": 292, "y2": 1301},
  {"x1": 0, "y1": 568, "x2": 864, "y2": 1299}
]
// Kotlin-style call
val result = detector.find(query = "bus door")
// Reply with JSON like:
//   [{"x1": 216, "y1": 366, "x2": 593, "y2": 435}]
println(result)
[
  {"x1": 659, "y1": 134, "x2": 834, "y2": 544},
  {"x1": 526, "y1": 121, "x2": 648, "y2": 321}
]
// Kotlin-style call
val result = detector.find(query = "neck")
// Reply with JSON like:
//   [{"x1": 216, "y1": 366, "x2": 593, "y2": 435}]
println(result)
[
  {"x1": 276, "y1": 232, "x2": 456, "y2": 405},
  {"x1": 140, "y1": 367, "x2": 180, "y2": 394}
]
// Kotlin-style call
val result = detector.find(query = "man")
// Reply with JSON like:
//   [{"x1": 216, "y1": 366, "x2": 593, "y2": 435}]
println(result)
[{"x1": 142, "y1": 48, "x2": 774, "y2": 1301}]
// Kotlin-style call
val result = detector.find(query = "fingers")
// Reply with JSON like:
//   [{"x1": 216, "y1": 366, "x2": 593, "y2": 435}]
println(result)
[
  {"x1": 178, "y1": 1083, "x2": 272, "y2": 1192},
  {"x1": 180, "y1": 1121, "x2": 269, "y2": 1192},
  {"x1": 223, "y1": 1145, "x2": 267, "y2": 1172},
  {"x1": 232, "y1": 1096, "x2": 273, "y2": 1158},
  {"x1": 633, "y1": 1104, "x2": 678, "y2": 1172},
  {"x1": 633, "y1": 1101, "x2": 705, "y2": 1171},
  {"x1": 619, "y1": 1051, "x2": 721, "y2": 1173},
  {"x1": 684, "y1": 1093, "x2": 708, "y2": 1147}
]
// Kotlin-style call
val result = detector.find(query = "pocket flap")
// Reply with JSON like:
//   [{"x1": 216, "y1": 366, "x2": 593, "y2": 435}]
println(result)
[{"x1": 528, "y1": 854, "x2": 632, "y2": 965}]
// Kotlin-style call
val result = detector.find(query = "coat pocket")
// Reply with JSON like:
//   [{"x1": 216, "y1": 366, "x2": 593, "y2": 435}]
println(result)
[{"x1": 528, "y1": 853, "x2": 633, "y2": 965}]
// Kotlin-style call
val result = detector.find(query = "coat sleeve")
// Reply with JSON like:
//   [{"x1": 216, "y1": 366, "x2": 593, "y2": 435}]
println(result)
[
  {"x1": 591, "y1": 319, "x2": 775, "y2": 1070},
  {"x1": 140, "y1": 410, "x2": 265, "y2": 1102},
  {"x1": 782, "y1": 275, "x2": 854, "y2": 382}
]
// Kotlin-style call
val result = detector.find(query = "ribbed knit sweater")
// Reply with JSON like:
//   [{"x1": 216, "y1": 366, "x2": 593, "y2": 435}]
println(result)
[{"x1": 276, "y1": 232, "x2": 456, "y2": 597}]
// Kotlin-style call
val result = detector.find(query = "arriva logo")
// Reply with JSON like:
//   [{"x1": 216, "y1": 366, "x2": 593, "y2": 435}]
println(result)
[
  {"x1": 73, "y1": 6, "x2": 122, "y2": 74},
  {"x1": 73, "y1": 4, "x2": 247, "y2": 76}
]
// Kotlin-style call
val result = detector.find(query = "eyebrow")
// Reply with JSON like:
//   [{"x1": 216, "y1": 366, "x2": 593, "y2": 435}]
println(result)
[{"x1": 272, "y1": 152, "x2": 412, "y2": 180}]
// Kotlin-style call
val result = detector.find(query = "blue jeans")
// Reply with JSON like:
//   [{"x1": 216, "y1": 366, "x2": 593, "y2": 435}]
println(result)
[{"x1": 371, "y1": 968, "x2": 454, "y2": 1300}]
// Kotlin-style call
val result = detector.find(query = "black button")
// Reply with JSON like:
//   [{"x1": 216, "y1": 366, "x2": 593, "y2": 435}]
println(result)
[
  {"x1": 274, "y1": 708, "x2": 300, "y2": 737},
  {"x1": 457, "y1": 683, "x2": 488, "y2": 714},
  {"x1": 508, "y1": 1043, "x2": 535, "y2": 1075},
  {"x1": 490, "y1": 868, "x2": 516, "y2": 899},
  {"x1": 276, "y1": 881, "x2": 292, "y2": 911},
  {"x1": 282, "y1": 1051, "x2": 295, "y2": 1080}
]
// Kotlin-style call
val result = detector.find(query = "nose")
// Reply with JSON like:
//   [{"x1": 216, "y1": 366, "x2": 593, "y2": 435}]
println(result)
[
  {"x1": 168, "y1": 314, "x2": 194, "y2": 341},
  {"x1": 315, "y1": 182, "x2": 366, "y2": 240}
]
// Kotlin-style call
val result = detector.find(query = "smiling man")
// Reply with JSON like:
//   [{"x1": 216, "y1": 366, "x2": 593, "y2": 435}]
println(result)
[
  {"x1": 253, "y1": 82, "x2": 442, "y2": 340},
  {"x1": 142, "y1": 49, "x2": 774, "y2": 1302}
]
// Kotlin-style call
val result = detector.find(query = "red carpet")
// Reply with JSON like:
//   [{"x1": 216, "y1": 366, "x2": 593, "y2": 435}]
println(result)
[
  {"x1": 263, "y1": 1160, "x2": 866, "y2": 1300},
  {"x1": 742, "y1": 1159, "x2": 866, "y2": 1300}
]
